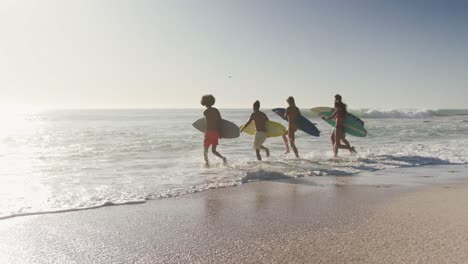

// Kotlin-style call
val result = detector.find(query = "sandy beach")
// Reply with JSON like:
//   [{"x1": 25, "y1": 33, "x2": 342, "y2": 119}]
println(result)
[
  {"x1": 2, "y1": 0, "x2": 468, "y2": 263},
  {"x1": 1, "y1": 165, "x2": 468, "y2": 264}
]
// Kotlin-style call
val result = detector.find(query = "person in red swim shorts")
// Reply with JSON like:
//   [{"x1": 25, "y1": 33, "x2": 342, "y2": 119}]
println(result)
[{"x1": 201, "y1": 94, "x2": 227, "y2": 167}]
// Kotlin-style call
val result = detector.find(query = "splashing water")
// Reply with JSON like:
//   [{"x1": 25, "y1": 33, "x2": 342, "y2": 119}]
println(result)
[{"x1": 0, "y1": 109, "x2": 467, "y2": 219}]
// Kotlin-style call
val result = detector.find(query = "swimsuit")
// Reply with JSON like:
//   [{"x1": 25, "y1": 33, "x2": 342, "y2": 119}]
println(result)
[
  {"x1": 204, "y1": 130, "x2": 219, "y2": 148},
  {"x1": 253, "y1": 131, "x2": 267, "y2": 150},
  {"x1": 334, "y1": 111, "x2": 346, "y2": 132}
]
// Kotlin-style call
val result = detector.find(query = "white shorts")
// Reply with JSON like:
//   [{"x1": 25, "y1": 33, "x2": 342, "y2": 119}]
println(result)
[{"x1": 253, "y1": 131, "x2": 267, "y2": 150}]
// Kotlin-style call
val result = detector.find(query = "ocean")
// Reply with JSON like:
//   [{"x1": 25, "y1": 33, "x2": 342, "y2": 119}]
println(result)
[{"x1": 1, "y1": 108, "x2": 467, "y2": 219}]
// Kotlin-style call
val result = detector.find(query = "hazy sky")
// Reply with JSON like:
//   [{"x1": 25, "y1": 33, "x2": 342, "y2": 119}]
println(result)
[{"x1": 1, "y1": 0, "x2": 467, "y2": 109}]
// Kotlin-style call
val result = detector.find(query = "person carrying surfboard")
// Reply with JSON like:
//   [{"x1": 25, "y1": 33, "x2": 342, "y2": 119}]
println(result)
[
  {"x1": 240, "y1": 100, "x2": 270, "y2": 161},
  {"x1": 285, "y1": 96, "x2": 300, "y2": 158},
  {"x1": 322, "y1": 100, "x2": 356, "y2": 157},
  {"x1": 330, "y1": 94, "x2": 343, "y2": 147},
  {"x1": 201, "y1": 94, "x2": 227, "y2": 167}
]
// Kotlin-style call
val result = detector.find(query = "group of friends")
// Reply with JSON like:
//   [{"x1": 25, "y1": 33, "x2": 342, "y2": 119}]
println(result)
[{"x1": 200, "y1": 94, "x2": 357, "y2": 167}]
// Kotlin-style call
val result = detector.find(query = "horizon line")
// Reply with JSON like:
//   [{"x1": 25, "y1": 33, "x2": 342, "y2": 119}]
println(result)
[{"x1": 1, "y1": 106, "x2": 467, "y2": 111}]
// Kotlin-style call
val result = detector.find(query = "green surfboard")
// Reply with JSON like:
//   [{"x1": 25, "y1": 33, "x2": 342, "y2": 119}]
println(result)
[{"x1": 320, "y1": 111, "x2": 367, "y2": 137}]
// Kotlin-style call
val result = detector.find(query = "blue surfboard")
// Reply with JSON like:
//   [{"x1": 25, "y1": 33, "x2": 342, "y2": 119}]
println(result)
[{"x1": 272, "y1": 108, "x2": 320, "y2": 137}]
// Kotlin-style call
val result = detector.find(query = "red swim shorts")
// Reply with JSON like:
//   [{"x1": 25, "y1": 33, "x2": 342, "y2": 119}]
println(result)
[{"x1": 204, "y1": 130, "x2": 219, "y2": 148}]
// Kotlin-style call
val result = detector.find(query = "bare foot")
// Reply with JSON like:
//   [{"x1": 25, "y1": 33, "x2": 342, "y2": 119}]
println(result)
[
  {"x1": 204, "y1": 163, "x2": 210, "y2": 168},
  {"x1": 284, "y1": 149, "x2": 290, "y2": 154},
  {"x1": 222, "y1": 157, "x2": 228, "y2": 166},
  {"x1": 265, "y1": 148, "x2": 270, "y2": 157},
  {"x1": 350, "y1": 146, "x2": 357, "y2": 155}
]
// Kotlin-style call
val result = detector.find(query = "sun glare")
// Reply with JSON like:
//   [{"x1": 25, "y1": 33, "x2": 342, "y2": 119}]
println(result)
[
  {"x1": 0, "y1": 105, "x2": 43, "y2": 137},
  {"x1": 0, "y1": 104, "x2": 47, "y2": 216}
]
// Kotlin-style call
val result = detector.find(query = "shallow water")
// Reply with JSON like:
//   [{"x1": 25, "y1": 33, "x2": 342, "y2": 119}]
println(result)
[{"x1": 0, "y1": 108, "x2": 467, "y2": 219}]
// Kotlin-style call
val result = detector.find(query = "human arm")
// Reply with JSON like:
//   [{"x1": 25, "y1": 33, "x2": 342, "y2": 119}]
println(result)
[
  {"x1": 322, "y1": 111, "x2": 336, "y2": 120},
  {"x1": 203, "y1": 110, "x2": 208, "y2": 127},
  {"x1": 216, "y1": 109, "x2": 223, "y2": 137},
  {"x1": 241, "y1": 114, "x2": 254, "y2": 133}
]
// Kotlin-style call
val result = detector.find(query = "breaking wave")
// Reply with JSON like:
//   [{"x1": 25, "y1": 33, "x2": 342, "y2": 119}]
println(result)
[{"x1": 352, "y1": 109, "x2": 468, "y2": 119}]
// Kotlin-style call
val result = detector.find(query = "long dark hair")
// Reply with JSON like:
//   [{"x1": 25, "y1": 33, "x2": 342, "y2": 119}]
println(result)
[
  {"x1": 335, "y1": 101, "x2": 347, "y2": 113},
  {"x1": 287, "y1": 96, "x2": 295, "y2": 106}
]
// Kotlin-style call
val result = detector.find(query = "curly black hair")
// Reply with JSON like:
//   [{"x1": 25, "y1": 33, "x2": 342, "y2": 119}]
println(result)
[{"x1": 201, "y1": 94, "x2": 215, "y2": 107}]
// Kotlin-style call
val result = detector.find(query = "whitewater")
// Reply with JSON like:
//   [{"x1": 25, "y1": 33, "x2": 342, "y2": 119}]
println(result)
[{"x1": 0, "y1": 109, "x2": 467, "y2": 219}]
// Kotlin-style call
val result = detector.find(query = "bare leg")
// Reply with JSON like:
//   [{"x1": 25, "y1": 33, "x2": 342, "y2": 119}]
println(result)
[
  {"x1": 212, "y1": 145, "x2": 227, "y2": 165},
  {"x1": 333, "y1": 129, "x2": 353, "y2": 154},
  {"x1": 289, "y1": 132, "x2": 299, "y2": 158},
  {"x1": 204, "y1": 147, "x2": 209, "y2": 167},
  {"x1": 261, "y1": 145, "x2": 270, "y2": 157},
  {"x1": 341, "y1": 137, "x2": 351, "y2": 149},
  {"x1": 333, "y1": 129, "x2": 341, "y2": 158},
  {"x1": 255, "y1": 149, "x2": 262, "y2": 161},
  {"x1": 337, "y1": 142, "x2": 351, "y2": 150},
  {"x1": 333, "y1": 144, "x2": 338, "y2": 157},
  {"x1": 337, "y1": 137, "x2": 356, "y2": 154},
  {"x1": 330, "y1": 129, "x2": 335, "y2": 148},
  {"x1": 282, "y1": 134, "x2": 290, "y2": 154},
  {"x1": 334, "y1": 128, "x2": 349, "y2": 157},
  {"x1": 290, "y1": 140, "x2": 299, "y2": 158}
]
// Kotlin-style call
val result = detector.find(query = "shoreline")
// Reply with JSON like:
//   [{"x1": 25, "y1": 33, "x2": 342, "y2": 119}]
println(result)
[
  {"x1": 0, "y1": 165, "x2": 468, "y2": 263},
  {"x1": 1, "y1": 165, "x2": 468, "y2": 263},
  {"x1": 0, "y1": 181, "x2": 404, "y2": 264},
  {"x1": 1, "y1": 164, "x2": 467, "y2": 221}
]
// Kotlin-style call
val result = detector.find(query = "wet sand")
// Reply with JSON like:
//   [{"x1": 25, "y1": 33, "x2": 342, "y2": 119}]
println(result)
[{"x1": 1, "y1": 169, "x2": 468, "y2": 263}]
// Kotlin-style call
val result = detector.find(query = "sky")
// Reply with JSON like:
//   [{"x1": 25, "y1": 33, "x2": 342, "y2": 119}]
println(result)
[{"x1": 0, "y1": 0, "x2": 467, "y2": 109}]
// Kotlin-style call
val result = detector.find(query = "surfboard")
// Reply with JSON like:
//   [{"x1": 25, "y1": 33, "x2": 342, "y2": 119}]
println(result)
[
  {"x1": 272, "y1": 108, "x2": 320, "y2": 137},
  {"x1": 240, "y1": 120, "x2": 286, "y2": 137},
  {"x1": 311, "y1": 107, "x2": 365, "y2": 126},
  {"x1": 192, "y1": 118, "x2": 240, "y2": 139},
  {"x1": 320, "y1": 111, "x2": 367, "y2": 137},
  {"x1": 310, "y1": 107, "x2": 334, "y2": 116}
]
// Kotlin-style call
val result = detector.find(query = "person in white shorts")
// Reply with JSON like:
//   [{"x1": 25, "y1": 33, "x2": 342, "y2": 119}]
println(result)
[{"x1": 240, "y1": 100, "x2": 270, "y2": 161}]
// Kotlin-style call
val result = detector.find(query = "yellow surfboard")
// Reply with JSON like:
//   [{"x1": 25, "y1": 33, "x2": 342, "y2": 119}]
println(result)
[{"x1": 240, "y1": 120, "x2": 286, "y2": 138}]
